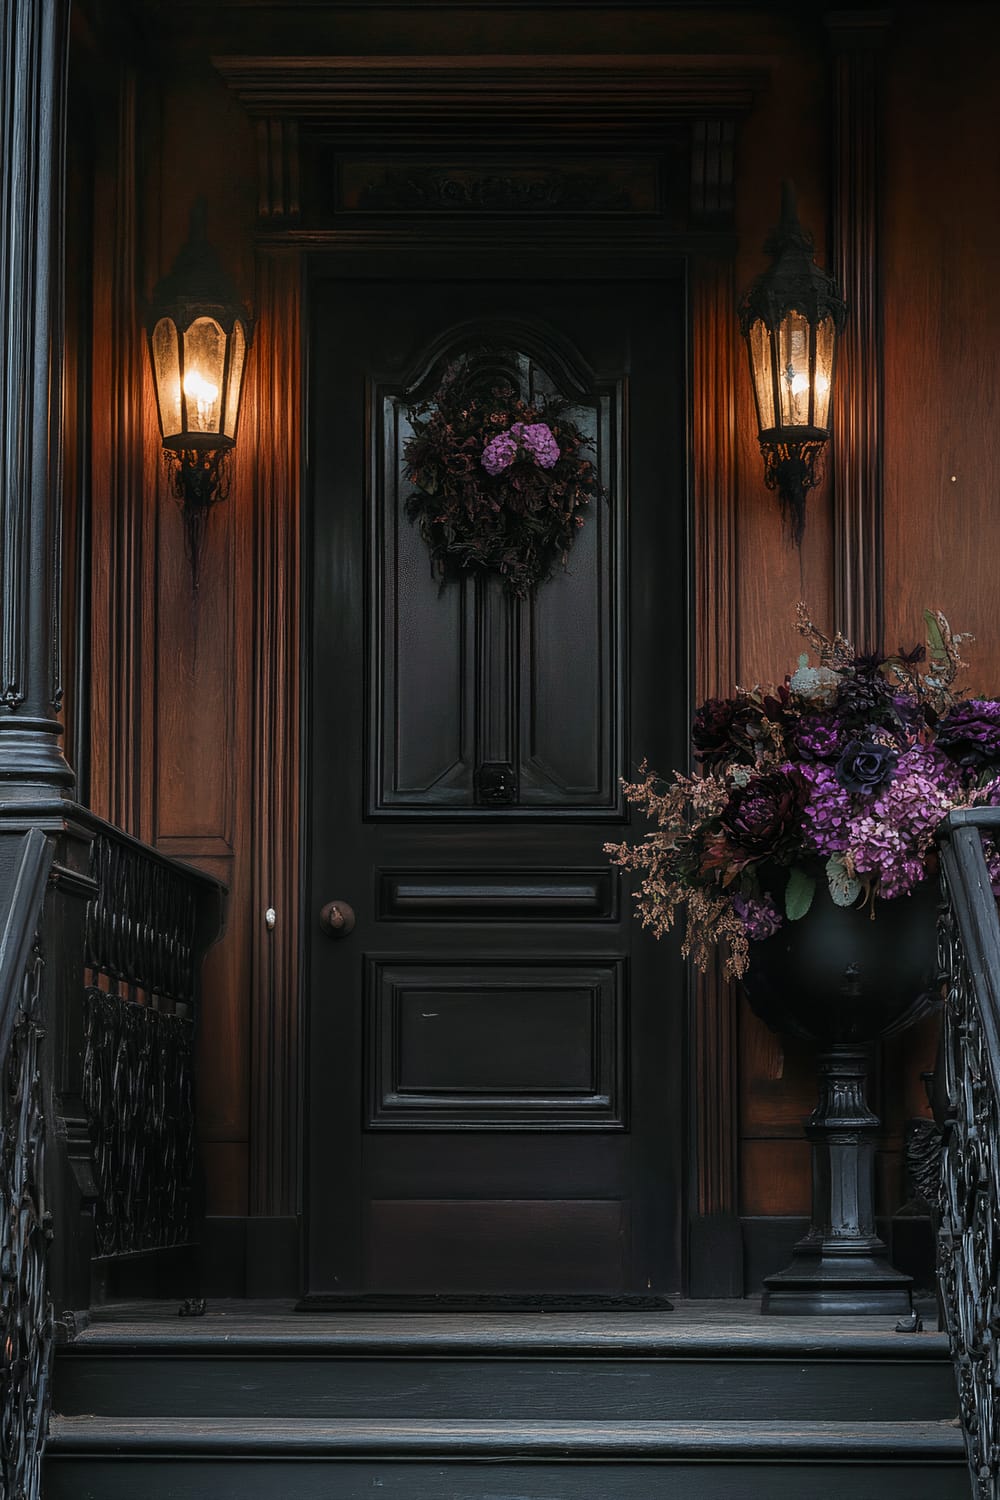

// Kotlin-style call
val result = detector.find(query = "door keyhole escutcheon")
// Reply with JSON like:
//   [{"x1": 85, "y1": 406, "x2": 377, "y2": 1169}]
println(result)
[{"x1": 320, "y1": 900, "x2": 356, "y2": 937}]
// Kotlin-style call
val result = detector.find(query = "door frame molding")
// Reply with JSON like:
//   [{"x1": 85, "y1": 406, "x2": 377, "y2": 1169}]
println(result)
[{"x1": 220, "y1": 51, "x2": 768, "y2": 1291}]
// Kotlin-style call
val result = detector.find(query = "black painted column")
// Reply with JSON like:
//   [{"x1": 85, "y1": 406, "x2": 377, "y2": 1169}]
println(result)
[{"x1": 0, "y1": 0, "x2": 74, "y2": 799}]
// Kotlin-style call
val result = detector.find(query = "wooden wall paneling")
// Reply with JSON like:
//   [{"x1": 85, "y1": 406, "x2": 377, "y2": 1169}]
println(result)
[
  {"x1": 729, "y1": 39, "x2": 838, "y2": 1238},
  {"x1": 248, "y1": 249, "x2": 302, "y2": 1219},
  {"x1": 740, "y1": 1139, "x2": 811, "y2": 1217},
  {"x1": 827, "y1": 9, "x2": 891, "y2": 654},
  {"x1": 213, "y1": 55, "x2": 767, "y2": 138},
  {"x1": 882, "y1": 8, "x2": 1000, "y2": 685},
  {"x1": 826, "y1": 36, "x2": 960, "y2": 1287},
  {"x1": 690, "y1": 249, "x2": 741, "y2": 1292},
  {"x1": 256, "y1": 118, "x2": 300, "y2": 225},
  {"x1": 147, "y1": 224, "x2": 250, "y2": 1186}
]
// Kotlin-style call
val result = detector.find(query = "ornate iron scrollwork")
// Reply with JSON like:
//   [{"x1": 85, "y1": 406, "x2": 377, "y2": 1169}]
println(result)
[
  {"x1": 82, "y1": 830, "x2": 203, "y2": 1260},
  {"x1": 82, "y1": 988, "x2": 195, "y2": 1258},
  {"x1": 0, "y1": 938, "x2": 52, "y2": 1500},
  {"x1": 936, "y1": 819, "x2": 1000, "y2": 1500}
]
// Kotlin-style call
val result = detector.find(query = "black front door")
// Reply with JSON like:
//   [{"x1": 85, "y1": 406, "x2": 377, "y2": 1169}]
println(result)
[{"x1": 305, "y1": 270, "x2": 687, "y2": 1300}]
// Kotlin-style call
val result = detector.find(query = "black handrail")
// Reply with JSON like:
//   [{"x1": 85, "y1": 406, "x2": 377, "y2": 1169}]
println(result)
[
  {"x1": 0, "y1": 827, "x2": 56, "y2": 1500},
  {"x1": 936, "y1": 806, "x2": 1000, "y2": 1500}
]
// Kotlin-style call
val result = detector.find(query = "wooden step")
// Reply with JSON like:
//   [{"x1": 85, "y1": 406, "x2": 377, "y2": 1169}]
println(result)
[
  {"x1": 44, "y1": 1417, "x2": 969, "y2": 1500},
  {"x1": 53, "y1": 1307, "x2": 958, "y2": 1424}
]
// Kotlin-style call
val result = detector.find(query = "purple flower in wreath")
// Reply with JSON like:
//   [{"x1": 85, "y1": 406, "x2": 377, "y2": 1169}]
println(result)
[
  {"x1": 481, "y1": 429, "x2": 521, "y2": 475},
  {"x1": 516, "y1": 421, "x2": 561, "y2": 469},
  {"x1": 482, "y1": 420, "x2": 561, "y2": 476}
]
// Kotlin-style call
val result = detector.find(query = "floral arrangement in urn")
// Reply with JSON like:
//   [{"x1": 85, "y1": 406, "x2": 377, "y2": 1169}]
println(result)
[
  {"x1": 606, "y1": 606, "x2": 1000, "y2": 979},
  {"x1": 403, "y1": 356, "x2": 599, "y2": 597}
]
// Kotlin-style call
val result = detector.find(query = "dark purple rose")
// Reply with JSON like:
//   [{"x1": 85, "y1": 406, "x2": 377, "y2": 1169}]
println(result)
[
  {"x1": 935, "y1": 700, "x2": 1000, "y2": 767},
  {"x1": 835, "y1": 739, "x2": 898, "y2": 795},
  {"x1": 692, "y1": 697, "x2": 754, "y2": 767},
  {"x1": 793, "y1": 713, "x2": 842, "y2": 761},
  {"x1": 720, "y1": 771, "x2": 803, "y2": 857}
]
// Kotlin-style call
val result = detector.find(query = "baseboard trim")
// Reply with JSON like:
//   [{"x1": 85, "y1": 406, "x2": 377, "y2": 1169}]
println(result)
[
  {"x1": 201, "y1": 1216, "x2": 301, "y2": 1298},
  {"x1": 688, "y1": 1213, "x2": 744, "y2": 1297}
]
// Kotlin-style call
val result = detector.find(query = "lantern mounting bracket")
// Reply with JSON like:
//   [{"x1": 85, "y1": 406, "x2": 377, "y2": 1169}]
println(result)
[
  {"x1": 759, "y1": 436, "x2": 826, "y2": 545},
  {"x1": 164, "y1": 446, "x2": 234, "y2": 589}
]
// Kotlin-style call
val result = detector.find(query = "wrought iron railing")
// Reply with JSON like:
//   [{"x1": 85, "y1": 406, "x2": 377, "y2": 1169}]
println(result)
[
  {"x1": 936, "y1": 807, "x2": 1000, "y2": 1500},
  {"x1": 0, "y1": 828, "x2": 56, "y2": 1500},
  {"x1": 0, "y1": 808, "x2": 223, "y2": 1499},
  {"x1": 82, "y1": 822, "x2": 221, "y2": 1259}
]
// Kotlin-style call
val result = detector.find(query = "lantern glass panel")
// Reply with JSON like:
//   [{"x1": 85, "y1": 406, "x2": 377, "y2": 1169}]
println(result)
[
  {"x1": 151, "y1": 317, "x2": 182, "y2": 440},
  {"x1": 183, "y1": 316, "x2": 226, "y2": 435},
  {"x1": 223, "y1": 320, "x2": 246, "y2": 440},
  {"x1": 812, "y1": 315, "x2": 836, "y2": 431},
  {"x1": 747, "y1": 318, "x2": 776, "y2": 431},
  {"x1": 777, "y1": 309, "x2": 813, "y2": 428}
]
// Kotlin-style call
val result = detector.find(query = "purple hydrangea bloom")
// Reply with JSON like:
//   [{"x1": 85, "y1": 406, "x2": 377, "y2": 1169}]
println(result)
[
  {"x1": 515, "y1": 421, "x2": 560, "y2": 470},
  {"x1": 732, "y1": 893, "x2": 783, "y2": 942},
  {"x1": 482, "y1": 420, "x2": 561, "y2": 476},
  {"x1": 846, "y1": 755, "x2": 955, "y2": 898},
  {"x1": 798, "y1": 762, "x2": 853, "y2": 854},
  {"x1": 481, "y1": 429, "x2": 520, "y2": 475},
  {"x1": 898, "y1": 742, "x2": 965, "y2": 796}
]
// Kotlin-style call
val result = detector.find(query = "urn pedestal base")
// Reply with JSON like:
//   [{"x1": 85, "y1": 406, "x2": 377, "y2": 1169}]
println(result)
[
  {"x1": 762, "y1": 1254, "x2": 913, "y2": 1317},
  {"x1": 760, "y1": 1045, "x2": 913, "y2": 1317}
]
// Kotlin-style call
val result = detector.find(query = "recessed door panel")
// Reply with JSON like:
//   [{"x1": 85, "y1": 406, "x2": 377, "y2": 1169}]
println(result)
[{"x1": 372, "y1": 344, "x2": 620, "y2": 815}]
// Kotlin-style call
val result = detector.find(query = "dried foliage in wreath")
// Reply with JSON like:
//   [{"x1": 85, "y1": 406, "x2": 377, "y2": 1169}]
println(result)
[{"x1": 403, "y1": 356, "x2": 600, "y2": 597}]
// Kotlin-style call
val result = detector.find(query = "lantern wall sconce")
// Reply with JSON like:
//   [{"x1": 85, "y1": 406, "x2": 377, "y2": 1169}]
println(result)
[
  {"x1": 146, "y1": 202, "x2": 253, "y2": 586},
  {"x1": 738, "y1": 181, "x2": 846, "y2": 543}
]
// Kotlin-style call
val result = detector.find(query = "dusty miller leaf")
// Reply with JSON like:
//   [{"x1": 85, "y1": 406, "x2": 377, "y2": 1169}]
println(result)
[
  {"x1": 825, "y1": 854, "x2": 862, "y2": 908},
  {"x1": 785, "y1": 866, "x2": 816, "y2": 922}
]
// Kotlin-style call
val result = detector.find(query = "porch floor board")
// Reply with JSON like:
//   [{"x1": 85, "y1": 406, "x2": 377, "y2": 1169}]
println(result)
[{"x1": 76, "y1": 1295, "x2": 945, "y2": 1355}]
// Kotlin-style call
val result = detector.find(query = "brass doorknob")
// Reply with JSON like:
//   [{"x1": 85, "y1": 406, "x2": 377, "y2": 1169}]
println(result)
[{"x1": 319, "y1": 900, "x2": 356, "y2": 937}]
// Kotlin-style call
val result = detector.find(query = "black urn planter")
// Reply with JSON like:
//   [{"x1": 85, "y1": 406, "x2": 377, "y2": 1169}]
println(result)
[{"x1": 741, "y1": 878, "x2": 940, "y2": 1316}]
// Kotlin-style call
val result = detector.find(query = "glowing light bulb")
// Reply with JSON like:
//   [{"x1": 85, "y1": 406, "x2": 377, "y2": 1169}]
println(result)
[
  {"x1": 183, "y1": 369, "x2": 219, "y2": 428},
  {"x1": 790, "y1": 372, "x2": 810, "y2": 397}
]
